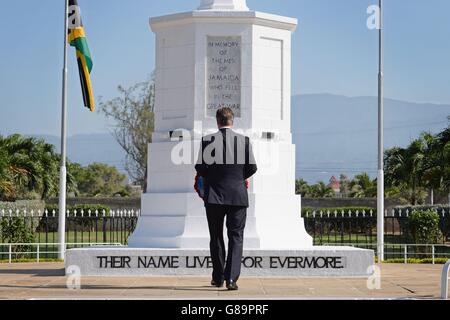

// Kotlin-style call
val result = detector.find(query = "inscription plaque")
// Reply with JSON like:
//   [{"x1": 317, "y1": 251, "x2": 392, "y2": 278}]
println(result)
[{"x1": 206, "y1": 36, "x2": 242, "y2": 117}]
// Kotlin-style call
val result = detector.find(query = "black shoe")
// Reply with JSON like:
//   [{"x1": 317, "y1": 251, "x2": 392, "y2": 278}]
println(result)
[
  {"x1": 211, "y1": 280, "x2": 224, "y2": 288},
  {"x1": 226, "y1": 280, "x2": 238, "y2": 291}
]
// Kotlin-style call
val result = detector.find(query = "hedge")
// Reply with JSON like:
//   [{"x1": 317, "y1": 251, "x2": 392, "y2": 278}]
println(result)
[{"x1": 0, "y1": 200, "x2": 45, "y2": 215}]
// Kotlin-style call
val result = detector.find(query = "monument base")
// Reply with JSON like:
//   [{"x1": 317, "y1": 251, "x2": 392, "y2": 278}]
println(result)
[{"x1": 65, "y1": 247, "x2": 374, "y2": 277}]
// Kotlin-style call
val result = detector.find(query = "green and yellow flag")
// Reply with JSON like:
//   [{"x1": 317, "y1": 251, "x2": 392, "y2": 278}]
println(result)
[{"x1": 68, "y1": 0, "x2": 94, "y2": 112}]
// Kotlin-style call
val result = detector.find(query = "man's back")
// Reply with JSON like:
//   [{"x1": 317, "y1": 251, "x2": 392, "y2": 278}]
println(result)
[
  {"x1": 195, "y1": 128, "x2": 257, "y2": 207},
  {"x1": 196, "y1": 107, "x2": 256, "y2": 290}
]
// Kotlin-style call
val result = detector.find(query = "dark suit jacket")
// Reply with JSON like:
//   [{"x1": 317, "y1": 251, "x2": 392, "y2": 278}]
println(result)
[{"x1": 195, "y1": 128, "x2": 257, "y2": 207}]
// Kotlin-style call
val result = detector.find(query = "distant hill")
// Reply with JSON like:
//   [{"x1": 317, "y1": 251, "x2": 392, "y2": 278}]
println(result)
[
  {"x1": 30, "y1": 94, "x2": 450, "y2": 184},
  {"x1": 292, "y1": 94, "x2": 450, "y2": 183},
  {"x1": 33, "y1": 133, "x2": 128, "y2": 174}
]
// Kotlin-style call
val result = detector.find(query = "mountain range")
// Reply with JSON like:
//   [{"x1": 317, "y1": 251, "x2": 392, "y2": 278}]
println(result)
[
  {"x1": 33, "y1": 94, "x2": 450, "y2": 184},
  {"x1": 292, "y1": 94, "x2": 449, "y2": 183}
]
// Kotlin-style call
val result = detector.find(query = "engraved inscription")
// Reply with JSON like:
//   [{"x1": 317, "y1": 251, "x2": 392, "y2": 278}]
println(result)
[{"x1": 206, "y1": 36, "x2": 242, "y2": 117}]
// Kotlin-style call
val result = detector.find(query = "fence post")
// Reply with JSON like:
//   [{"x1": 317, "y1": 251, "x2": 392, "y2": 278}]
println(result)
[
  {"x1": 404, "y1": 245, "x2": 407, "y2": 264},
  {"x1": 432, "y1": 245, "x2": 435, "y2": 265},
  {"x1": 8, "y1": 244, "x2": 12, "y2": 264},
  {"x1": 37, "y1": 244, "x2": 40, "y2": 263},
  {"x1": 103, "y1": 215, "x2": 107, "y2": 243}
]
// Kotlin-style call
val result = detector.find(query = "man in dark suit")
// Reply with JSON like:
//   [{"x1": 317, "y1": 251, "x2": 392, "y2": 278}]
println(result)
[{"x1": 195, "y1": 107, "x2": 257, "y2": 291}]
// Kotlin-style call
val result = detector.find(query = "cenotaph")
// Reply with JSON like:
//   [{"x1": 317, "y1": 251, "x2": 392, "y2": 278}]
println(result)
[{"x1": 66, "y1": 0, "x2": 374, "y2": 277}]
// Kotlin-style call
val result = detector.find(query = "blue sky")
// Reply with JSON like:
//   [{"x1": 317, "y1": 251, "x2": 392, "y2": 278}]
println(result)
[{"x1": 1, "y1": 0, "x2": 450, "y2": 136}]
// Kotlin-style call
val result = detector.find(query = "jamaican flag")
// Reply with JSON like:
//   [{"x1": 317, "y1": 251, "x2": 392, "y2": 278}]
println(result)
[{"x1": 68, "y1": 0, "x2": 94, "y2": 112}]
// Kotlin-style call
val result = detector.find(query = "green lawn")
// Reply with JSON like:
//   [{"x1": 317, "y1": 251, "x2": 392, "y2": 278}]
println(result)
[
  {"x1": 32, "y1": 231, "x2": 131, "y2": 244},
  {"x1": 0, "y1": 231, "x2": 131, "y2": 260},
  {"x1": 312, "y1": 234, "x2": 405, "y2": 245}
]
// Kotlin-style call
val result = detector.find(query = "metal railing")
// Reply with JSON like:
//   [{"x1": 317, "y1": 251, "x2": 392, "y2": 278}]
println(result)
[
  {"x1": 303, "y1": 209, "x2": 450, "y2": 246},
  {"x1": 0, "y1": 242, "x2": 123, "y2": 263},
  {"x1": 0, "y1": 208, "x2": 141, "y2": 218},
  {"x1": 303, "y1": 207, "x2": 449, "y2": 218},
  {"x1": 1, "y1": 208, "x2": 449, "y2": 254},
  {"x1": 0, "y1": 209, "x2": 140, "y2": 247},
  {"x1": 322, "y1": 243, "x2": 450, "y2": 264}
]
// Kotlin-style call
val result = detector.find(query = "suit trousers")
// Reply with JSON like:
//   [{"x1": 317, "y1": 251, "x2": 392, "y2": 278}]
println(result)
[{"x1": 205, "y1": 204, "x2": 247, "y2": 282}]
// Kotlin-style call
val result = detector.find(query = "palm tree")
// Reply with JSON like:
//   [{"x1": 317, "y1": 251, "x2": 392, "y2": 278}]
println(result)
[
  {"x1": 421, "y1": 127, "x2": 450, "y2": 194},
  {"x1": 0, "y1": 134, "x2": 77, "y2": 201},
  {"x1": 384, "y1": 133, "x2": 440, "y2": 205},
  {"x1": 309, "y1": 182, "x2": 335, "y2": 198},
  {"x1": 295, "y1": 179, "x2": 310, "y2": 197},
  {"x1": 339, "y1": 174, "x2": 351, "y2": 196},
  {"x1": 349, "y1": 173, "x2": 377, "y2": 198},
  {"x1": 0, "y1": 135, "x2": 40, "y2": 201}
]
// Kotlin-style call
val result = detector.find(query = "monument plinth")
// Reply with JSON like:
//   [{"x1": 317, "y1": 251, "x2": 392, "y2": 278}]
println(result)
[
  {"x1": 127, "y1": 0, "x2": 312, "y2": 250},
  {"x1": 66, "y1": 0, "x2": 375, "y2": 277}
]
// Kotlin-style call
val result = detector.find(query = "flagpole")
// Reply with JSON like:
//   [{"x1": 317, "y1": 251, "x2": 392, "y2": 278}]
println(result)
[
  {"x1": 377, "y1": 0, "x2": 385, "y2": 262},
  {"x1": 58, "y1": 0, "x2": 69, "y2": 261}
]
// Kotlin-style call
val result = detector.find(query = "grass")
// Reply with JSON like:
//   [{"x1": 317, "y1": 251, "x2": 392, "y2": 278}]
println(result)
[
  {"x1": 0, "y1": 232, "x2": 130, "y2": 261},
  {"x1": 313, "y1": 234, "x2": 405, "y2": 245},
  {"x1": 0, "y1": 258, "x2": 63, "y2": 264},
  {"x1": 380, "y1": 258, "x2": 449, "y2": 264}
]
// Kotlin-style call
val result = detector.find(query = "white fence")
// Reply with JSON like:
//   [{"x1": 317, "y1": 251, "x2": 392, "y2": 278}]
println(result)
[
  {"x1": 323, "y1": 243, "x2": 450, "y2": 264},
  {"x1": 303, "y1": 208, "x2": 449, "y2": 218},
  {"x1": 0, "y1": 209, "x2": 141, "y2": 218},
  {"x1": 0, "y1": 243, "x2": 123, "y2": 263}
]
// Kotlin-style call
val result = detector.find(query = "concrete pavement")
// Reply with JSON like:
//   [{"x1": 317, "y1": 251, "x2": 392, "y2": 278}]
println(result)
[{"x1": 0, "y1": 263, "x2": 444, "y2": 300}]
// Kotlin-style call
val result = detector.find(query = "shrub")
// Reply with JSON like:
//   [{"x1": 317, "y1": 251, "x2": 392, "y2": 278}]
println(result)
[
  {"x1": 0, "y1": 217, "x2": 34, "y2": 243},
  {"x1": 0, "y1": 217, "x2": 34, "y2": 258},
  {"x1": 0, "y1": 200, "x2": 45, "y2": 215},
  {"x1": 408, "y1": 210, "x2": 443, "y2": 244}
]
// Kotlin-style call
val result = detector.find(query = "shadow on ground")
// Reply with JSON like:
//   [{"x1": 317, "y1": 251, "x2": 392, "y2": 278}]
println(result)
[
  {"x1": 0, "y1": 268, "x2": 65, "y2": 277},
  {"x1": 0, "y1": 283, "x2": 225, "y2": 292}
]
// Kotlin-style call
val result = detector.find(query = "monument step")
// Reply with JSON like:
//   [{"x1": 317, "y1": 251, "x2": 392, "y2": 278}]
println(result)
[{"x1": 66, "y1": 247, "x2": 375, "y2": 277}]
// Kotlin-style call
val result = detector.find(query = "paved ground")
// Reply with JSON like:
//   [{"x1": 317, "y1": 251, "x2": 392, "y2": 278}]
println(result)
[{"x1": 0, "y1": 263, "x2": 444, "y2": 300}]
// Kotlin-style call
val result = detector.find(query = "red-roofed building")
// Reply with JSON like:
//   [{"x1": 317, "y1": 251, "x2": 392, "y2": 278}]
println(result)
[{"x1": 328, "y1": 176, "x2": 340, "y2": 194}]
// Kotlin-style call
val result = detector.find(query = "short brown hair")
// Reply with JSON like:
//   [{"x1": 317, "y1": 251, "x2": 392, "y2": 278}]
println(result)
[{"x1": 216, "y1": 107, "x2": 234, "y2": 127}]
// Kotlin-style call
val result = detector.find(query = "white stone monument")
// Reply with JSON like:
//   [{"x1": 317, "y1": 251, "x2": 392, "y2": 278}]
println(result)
[
  {"x1": 66, "y1": 0, "x2": 374, "y2": 276},
  {"x1": 127, "y1": 0, "x2": 312, "y2": 250}
]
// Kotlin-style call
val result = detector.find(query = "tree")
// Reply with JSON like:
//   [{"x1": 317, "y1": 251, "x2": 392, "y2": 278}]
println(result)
[
  {"x1": 420, "y1": 128, "x2": 450, "y2": 195},
  {"x1": 339, "y1": 174, "x2": 351, "y2": 196},
  {"x1": 309, "y1": 182, "x2": 335, "y2": 198},
  {"x1": 99, "y1": 77, "x2": 155, "y2": 191},
  {"x1": 0, "y1": 134, "x2": 37, "y2": 201},
  {"x1": 350, "y1": 173, "x2": 377, "y2": 198},
  {"x1": 71, "y1": 163, "x2": 130, "y2": 197},
  {"x1": 295, "y1": 179, "x2": 310, "y2": 197},
  {"x1": 0, "y1": 135, "x2": 77, "y2": 201},
  {"x1": 384, "y1": 126, "x2": 450, "y2": 205},
  {"x1": 30, "y1": 139, "x2": 77, "y2": 200}
]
